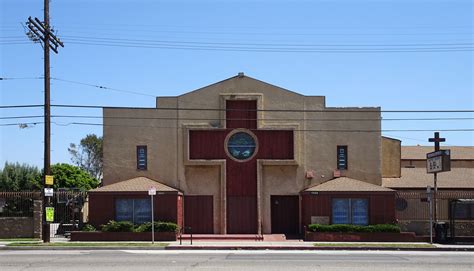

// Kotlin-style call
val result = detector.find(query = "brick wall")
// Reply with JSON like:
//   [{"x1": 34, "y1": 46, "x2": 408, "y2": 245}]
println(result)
[
  {"x1": 0, "y1": 217, "x2": 34, "y2": 238},
  {"x1": 33, "y1": 200, "x2": 42, "y2": 239},
  {"x1": 0, "y1": 200, "x2": 42, "y2": 239}
]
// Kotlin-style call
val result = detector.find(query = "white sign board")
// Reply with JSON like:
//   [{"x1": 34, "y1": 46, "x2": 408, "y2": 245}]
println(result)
[
  {"x1": 44, "y1": 188, "x2": 54, "y2": 197},
  {"x1": 148, "y1": 187, "x2": 156, "y2": 196},
  {"x1": 427, "y1": 156, "x2": 443, "y2": 173}
]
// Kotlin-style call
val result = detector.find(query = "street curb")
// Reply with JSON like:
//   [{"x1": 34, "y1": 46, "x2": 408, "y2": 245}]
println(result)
[
  {"x1": 165, "y1": 246, "x2": 474, "y2": 252},
  {"x1": 0, "y1": 246, "x2": 167, "y2": 251},
  {"x1": 1, "y1": 246, "x2": 473, "y2": 251}
]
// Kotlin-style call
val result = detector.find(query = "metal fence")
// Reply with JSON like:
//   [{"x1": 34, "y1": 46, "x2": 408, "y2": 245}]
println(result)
[
  {"x1": 396, "y1": 191, "x2": 474, "y2": 238},
  {"x1": 396, "y1": 191, "x2": 474, "y2": 221},
  {"x1": 0, "y1": 191, "x2": 41, "y2": 217},
  {"x1": 0, "y1": 190, "x2": 88, "y2": 238},
  {"x1": 48, "y1": 190, "x2": 88, "y2": 237}
]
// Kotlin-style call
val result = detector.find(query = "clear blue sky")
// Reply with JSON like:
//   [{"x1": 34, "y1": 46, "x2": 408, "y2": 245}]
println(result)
[{"x1": 1, "y1": 0, "x2": 473, "y2": 169}]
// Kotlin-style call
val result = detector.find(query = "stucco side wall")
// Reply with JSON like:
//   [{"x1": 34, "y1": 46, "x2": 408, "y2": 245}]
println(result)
[
  {"x1": 261, "y1": 165, "x2": 302, "y2": 234},
  {"x1": 382, "y1": 137, "x2": 401, "y2": 178},
  {"x1": 103, "y1": 107, "x2": 178, "y2": 188},
  {"x1": 304, "y1": 109, "x2": 382, "y2": 186},
  {"x1": 183, "y1": 166, "x2": 222, "y2": 234}
]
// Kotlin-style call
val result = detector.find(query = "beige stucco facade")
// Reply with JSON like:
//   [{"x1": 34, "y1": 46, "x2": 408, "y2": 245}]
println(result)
[
  {"x1": 102, "y1": 74, "x2": 382, "y2": 234},
  {"x1": 382, "y1": 137, "x2": 401, "y2": 178}
]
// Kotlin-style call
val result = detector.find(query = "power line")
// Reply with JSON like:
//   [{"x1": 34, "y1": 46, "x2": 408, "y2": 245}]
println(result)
[
  {"x1": 54, "y1": 115, "x2": 474, "y2": 122},
  {"x1": 0, "y1": 105, "x2": 43, "y2": 109},
  {"x1": 49, "y1": 104, "x2": 474, "y2": 113},
  {"x1": 0, "y1": 122, "x2": 43, "y2": 127},
  {"x1": 1, "y1": 114, "x2": 471, "y2": 122},
  {"x1": 2, "y1": 120, "x2": 471, "y2": 133},
  {"x1": 51, "y1": 121, "x2": 474, "y2": 132},
  {"x1": 61, "y1": 35, "x2": 474, "y2": 47},
  {"x1": 51, "y1": 78, "x2": 156, "y2": 97},
  {"x1": 0, "y1": 115, "x2": 43, "y2": 120},
  {"x1": 66, "y1": 41, "x2": 473, "y2": 53},
  {"x1": 0, "y1": 77, "x2": 43, "y2": 80},
  {"x1": 1, "y1": 104, "x2": 473, "y2": 113}
]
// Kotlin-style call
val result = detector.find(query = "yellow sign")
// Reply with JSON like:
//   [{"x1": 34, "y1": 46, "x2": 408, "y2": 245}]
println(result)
[
  {"x1": 45, "y1": 175, "x2": 54, "y2": 185},
  {"x1": 45, "y1": 207, "x2": 54, "y2": 222}
]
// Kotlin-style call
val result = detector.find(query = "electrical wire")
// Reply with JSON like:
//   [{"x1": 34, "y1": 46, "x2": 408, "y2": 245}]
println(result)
[
  {"x1": 51, "y1": 78, "x2": 156, "y2": 97},
  {"x1": 0, "y1": 105, "x2": 43, "y2": 109},
  {"x1": 1, "y1": 114, "x2": 474, "y2": 123},
  {"x1": 49, "y1": 104, "x2": 474, "y2": 113}
]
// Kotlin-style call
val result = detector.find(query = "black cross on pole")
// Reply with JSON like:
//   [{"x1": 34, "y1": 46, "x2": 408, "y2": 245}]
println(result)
[
  {"x1": 429, "y1": 132, "x2": 445, "y2": 151},
  {"x1": 428, "y1": 131, "x2": 446, "y2": 225}
]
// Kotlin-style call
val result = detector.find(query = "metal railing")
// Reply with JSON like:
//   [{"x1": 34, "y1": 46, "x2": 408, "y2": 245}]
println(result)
[
  {"x1": 179, "y1": 226, "x2": 192, "y2": 245},
  {"x1": 0, "y1": 191, "x2": 41, "y2": 217}
]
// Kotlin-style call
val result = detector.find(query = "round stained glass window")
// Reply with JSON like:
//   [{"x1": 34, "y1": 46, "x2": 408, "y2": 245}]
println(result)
[{"x1": 226, "y1": 131, "x2": 257, "y2": 161}]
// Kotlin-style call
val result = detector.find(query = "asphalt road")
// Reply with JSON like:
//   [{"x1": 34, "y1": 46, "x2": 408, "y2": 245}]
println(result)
[{"x1": 0, "y1": 250, "x2": 473, "y2": 271}]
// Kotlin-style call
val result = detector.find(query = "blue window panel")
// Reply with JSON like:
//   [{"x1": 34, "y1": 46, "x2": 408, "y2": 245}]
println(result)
[
  {"x1": 351, "y1": 199, "x2": 369, "y2": 225},
  {"x1": 332, "y1": 199, "x2": 350, "y2": 224},
  {"x1": 337, "y1": 146, "x2": 348, "y2": 170},
  {"x1": 115, "y1": 199, "x2": 133, "y2": 222},
  {"x1": 227, "y1": 132, "x2": 256, "y2": 160},
  {"x1": 115, "y1": 198, "x2": 151, "y2": 224},
  {"x1": 137, "y1": 146, "x2": 147, "y2": 170},
  {"x1": 134, "y1": 198, "x2": 151, "y2": 224}
]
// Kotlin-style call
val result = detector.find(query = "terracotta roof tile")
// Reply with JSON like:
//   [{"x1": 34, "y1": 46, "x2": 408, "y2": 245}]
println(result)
[
  {"x1": 91, "y1": 177, "x2": 179, "y2": 192},
  {"x1": 382, "y1": 168, "x2": 474, "y2": 189},
  {"x1": 304, "y1": 177, "x2": 394, "y2": 192},
  {"x1": 401, "y1": 146, "x2": 474, "y2": 160}
]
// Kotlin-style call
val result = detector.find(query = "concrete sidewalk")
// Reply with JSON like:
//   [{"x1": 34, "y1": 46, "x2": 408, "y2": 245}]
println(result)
[
  {"x1": 2, "y1": 239, "x2": 474, "y2": 251},
  {"x1": 165, "y1": 240, "x2": 474, "y2": 251}
]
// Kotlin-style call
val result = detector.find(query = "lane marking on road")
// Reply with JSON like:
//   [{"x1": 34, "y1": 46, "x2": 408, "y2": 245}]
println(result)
[
  {"x1": 120, "y1": 250, "x2": 474, "y2": 256},
  {"x1": 0, "y1": 250, "x2": 92, "y2": 255}
]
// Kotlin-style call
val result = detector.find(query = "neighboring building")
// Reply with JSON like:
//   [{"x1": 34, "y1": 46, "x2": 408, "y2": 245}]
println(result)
[
  {"x1": 89, "y1": 73, "x2": 397, "y2": 235},
  {"x1": 382, "y1": 142, "x2": 474, "y2": 236}
]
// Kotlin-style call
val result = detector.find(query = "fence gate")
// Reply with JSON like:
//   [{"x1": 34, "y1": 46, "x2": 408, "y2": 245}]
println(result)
[{"x1": 49, "y1": 190, "x2": 87, "y2": 239}]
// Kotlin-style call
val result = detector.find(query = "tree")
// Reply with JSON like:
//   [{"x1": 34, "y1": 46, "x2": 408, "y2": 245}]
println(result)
[
  {"x1": 68, "y1": 134, "x2": 103, "y2": 180},
  {"x1": 50, "y1": 163, "x2": 99, "y2": 190},
  {"x1": 0, "y1": 162, "x2": 42, "y2": 191}
]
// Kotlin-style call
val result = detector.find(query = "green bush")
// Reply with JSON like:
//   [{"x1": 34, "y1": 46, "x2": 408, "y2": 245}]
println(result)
[
  {"x1": 308, "y1": 224, "x2": 400, "y2": 233},
  {"x1": 81, "y1": 224, "x2": 97, "y2": 232},
  {"x1": 99, "y1": 220, "x2": 179, "y2": 233},
  {"x1": 101, "y1": 220, "x2": 135, "y2": 232},
  {"x1": 134, "y1": 221, "x2": 179, "y2": 233}
]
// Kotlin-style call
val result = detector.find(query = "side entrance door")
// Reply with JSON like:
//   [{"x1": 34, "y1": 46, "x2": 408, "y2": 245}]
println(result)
[
  {"x1": 271, "y1": 195, "x2": 299, "y2": 234},
  {"x1": 184, "y1": 195, "x2": 213, "y2": 234}
]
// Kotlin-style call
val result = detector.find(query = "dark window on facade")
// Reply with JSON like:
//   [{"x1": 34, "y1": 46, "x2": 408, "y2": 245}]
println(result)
[
  {"x1": 115, "y1": 198, "x2": 151, "y2": 224},
  {"x1": 452, "y1": 202, "x2": 474, "y2": 220},
  {"x1": 137, "y1": 145, "x2": 147, "y2": 170},
  {"x1": 337, "y1": 145, "x2": 348, "y2": 170},
  {"x1": 332, "y1": 198, "x2": 368, "y2": 225}
]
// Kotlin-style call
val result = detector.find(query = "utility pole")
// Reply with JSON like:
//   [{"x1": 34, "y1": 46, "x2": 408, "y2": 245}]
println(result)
[{"x1": 25, "y1": 0, "x2": 64, "y2": 243}]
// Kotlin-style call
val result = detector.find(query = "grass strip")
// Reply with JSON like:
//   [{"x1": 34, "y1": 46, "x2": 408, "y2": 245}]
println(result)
[
  {"x1": 0, "y1": 238, "x2": 41, "y2": 242},
  {"x1": 7, "y1": 242, "x2": 168, "y2": 247},
  {"x1": 313, "y1": 243, "x2": 435, "y2": 248}
]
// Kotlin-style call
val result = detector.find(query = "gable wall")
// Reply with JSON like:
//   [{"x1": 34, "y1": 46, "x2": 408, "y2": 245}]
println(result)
[{"x1": 103, "y1": 76, "x2": 382, "y2": 199}]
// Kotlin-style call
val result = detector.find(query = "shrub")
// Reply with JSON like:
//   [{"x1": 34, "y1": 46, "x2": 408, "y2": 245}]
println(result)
[
  {"x1": 134, "y1": 221, "x2": 179, "y2": 233},
  {"x1": 308, "y1": 224, "x2": 400, "y2": 233},
  {"x1": 81, "y1": 224, "x2": 97, "y2": 232},
  {"x1": 101, "y1": 220, "x2": 135, "y2": 232}
]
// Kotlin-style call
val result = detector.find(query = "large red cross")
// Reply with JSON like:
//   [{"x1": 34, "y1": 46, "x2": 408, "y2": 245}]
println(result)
[{"x1": 189, "y1": 100, "x2": 294, "y2": 233}]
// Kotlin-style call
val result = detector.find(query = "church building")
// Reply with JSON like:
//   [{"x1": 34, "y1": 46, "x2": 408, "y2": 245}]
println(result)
[{"x1": 88, "y1": 73, "x2": 396, "y2": 235}]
